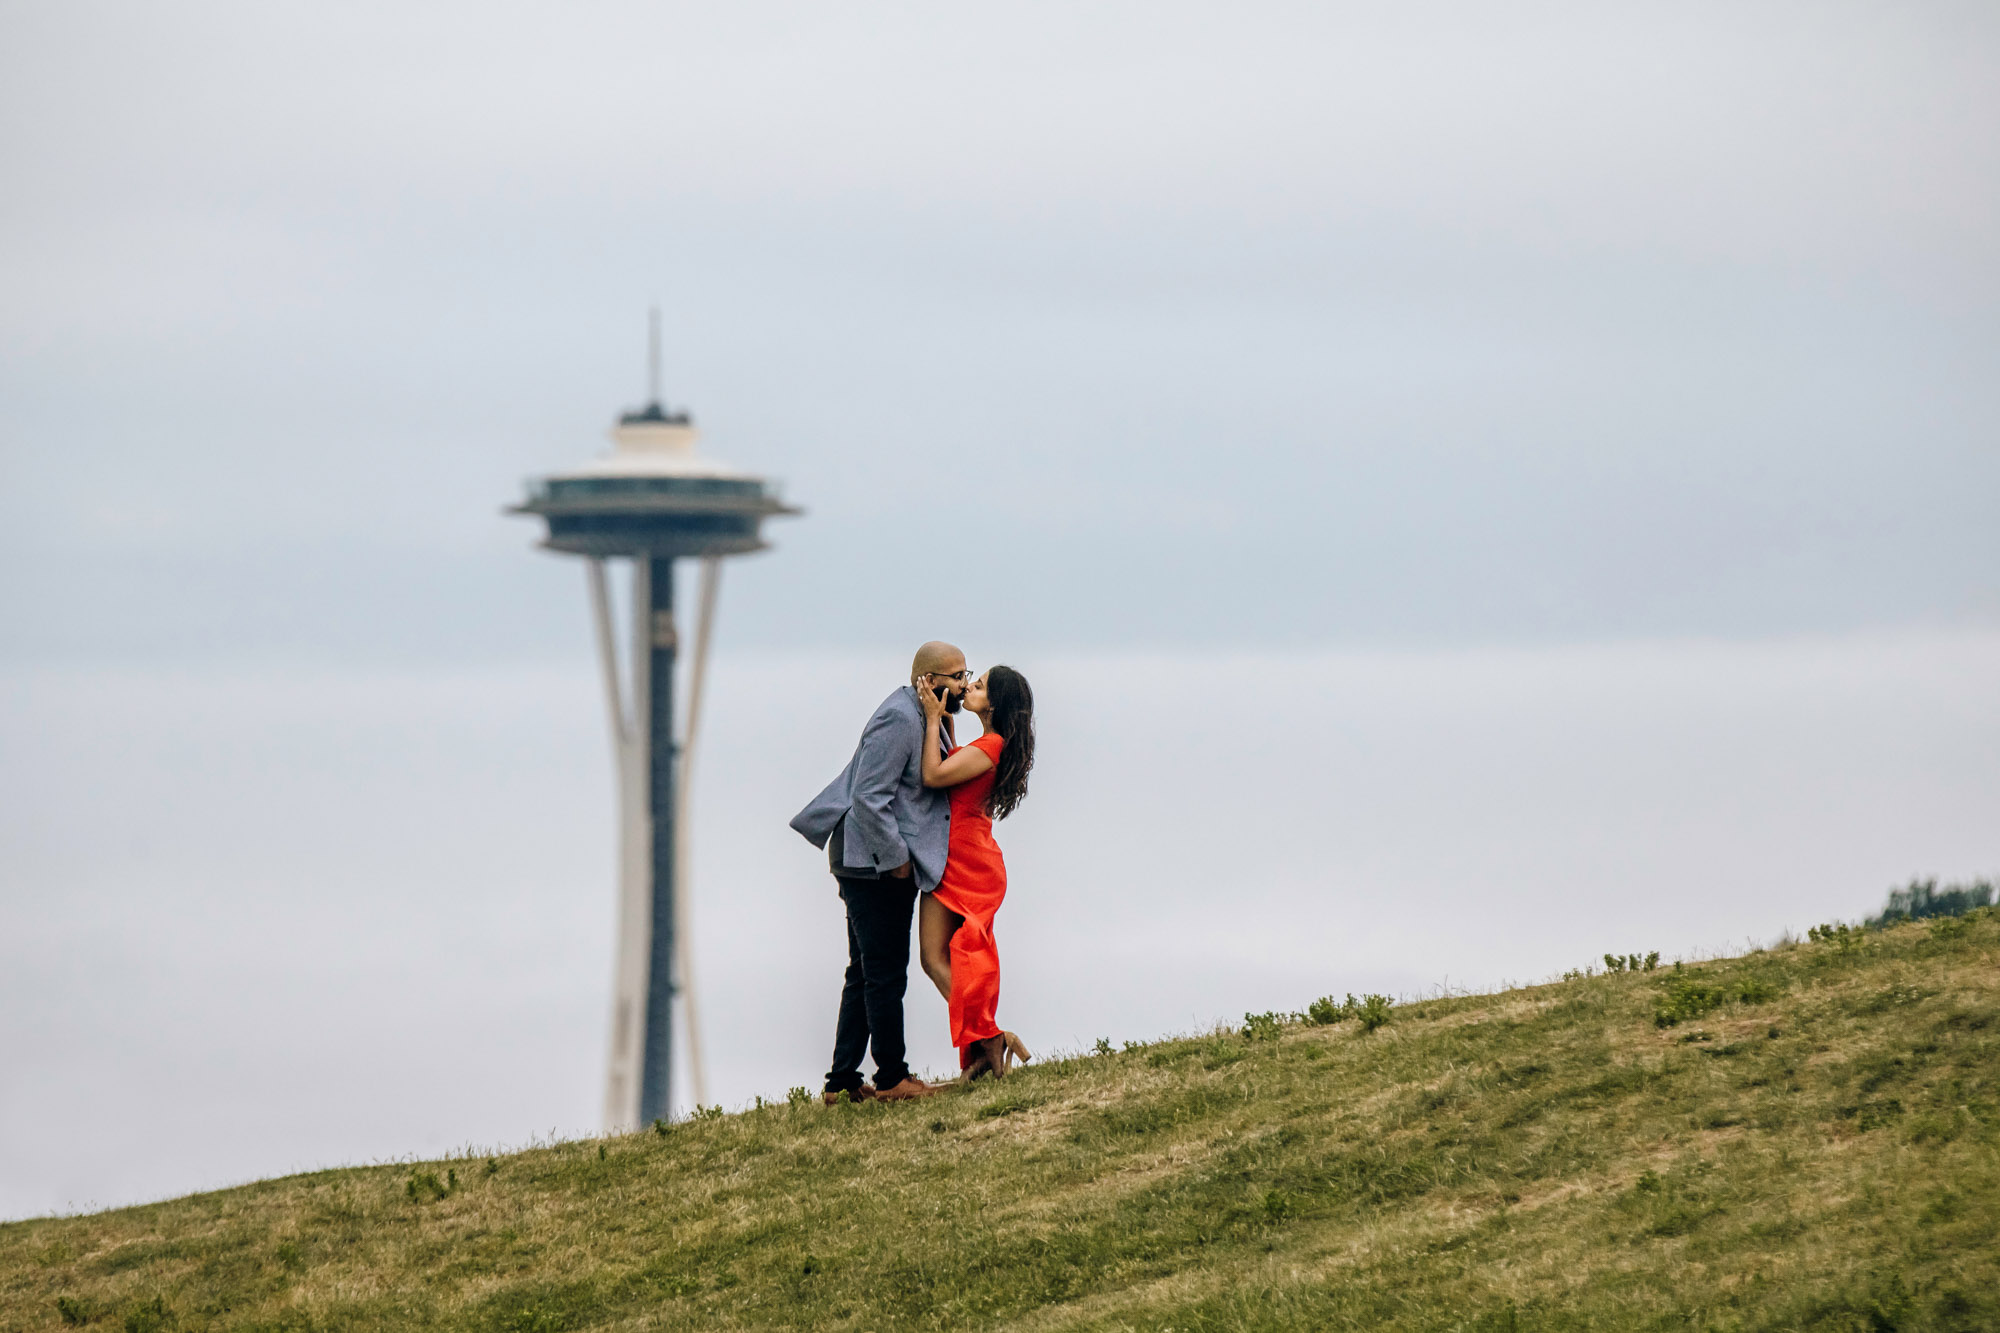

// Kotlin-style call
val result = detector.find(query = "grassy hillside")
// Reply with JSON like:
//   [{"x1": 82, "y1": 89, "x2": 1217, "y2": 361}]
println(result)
[{"x1": 6, "y1": 912, "x2": 1997, "y2": 1332}]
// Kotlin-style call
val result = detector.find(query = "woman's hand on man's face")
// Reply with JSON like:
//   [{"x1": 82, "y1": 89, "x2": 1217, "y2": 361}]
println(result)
[{"x1": 916, "y1": 675, "x2": 946, "y2": 721}]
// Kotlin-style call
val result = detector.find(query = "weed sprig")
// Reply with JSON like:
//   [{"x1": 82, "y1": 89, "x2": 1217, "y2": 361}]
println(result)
[{"x1": 1243, "y1": 992, "x2": 1393, "y2": 1040}]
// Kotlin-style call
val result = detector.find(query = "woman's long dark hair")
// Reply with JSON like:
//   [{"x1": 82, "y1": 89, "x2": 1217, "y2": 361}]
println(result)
[{"x1": 983, "y1": 665, "x2": 1035, "y2": 820}]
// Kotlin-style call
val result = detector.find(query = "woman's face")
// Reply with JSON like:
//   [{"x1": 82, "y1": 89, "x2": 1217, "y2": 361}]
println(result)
[{"x1": 962, "y1": 671, "x2": 991, "y2": 714}]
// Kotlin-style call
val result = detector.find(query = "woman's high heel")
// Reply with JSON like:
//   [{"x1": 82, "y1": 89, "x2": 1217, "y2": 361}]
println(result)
[
  {"x1": 964, "y1": 1034, "x2": 1008, "y2": 1080},
  {"x1": 1001, "y1": 1031, "x2": 1032, "y2": 1072}
]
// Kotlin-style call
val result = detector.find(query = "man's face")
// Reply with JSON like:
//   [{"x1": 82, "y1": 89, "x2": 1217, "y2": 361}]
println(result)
[{"x1": 923, "y1": 658, "x2": 970, "y2": 714}]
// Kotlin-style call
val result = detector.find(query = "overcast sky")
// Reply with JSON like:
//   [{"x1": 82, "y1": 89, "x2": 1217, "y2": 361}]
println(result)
[
  {"x1": 3, "y1": 1, "x2": 1995, "y2": 659},
  {"x1": 3, "y1": 3, "x2": 1997, "y2": 1218}
]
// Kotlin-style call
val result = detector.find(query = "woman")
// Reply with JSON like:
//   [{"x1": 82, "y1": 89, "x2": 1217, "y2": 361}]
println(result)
[{"x1": 915, "y1": 665, "x2": 1036, "y2": 1079}]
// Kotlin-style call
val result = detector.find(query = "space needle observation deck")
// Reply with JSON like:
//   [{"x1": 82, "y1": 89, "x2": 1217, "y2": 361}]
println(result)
[{"x1": 515, "y1": 401, "x2": 795, "y2": 558}]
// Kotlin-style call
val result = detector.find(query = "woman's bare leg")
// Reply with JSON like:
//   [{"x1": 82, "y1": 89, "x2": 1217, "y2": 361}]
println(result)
[{"x1": 917, "y1": 893, "x2": 962, "y2": 1001}]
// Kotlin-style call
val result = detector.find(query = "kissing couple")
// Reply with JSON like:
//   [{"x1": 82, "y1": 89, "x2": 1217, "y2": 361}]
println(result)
[{"x1": 790, "y1": 641, "x2": 1037, "y2": 1103}]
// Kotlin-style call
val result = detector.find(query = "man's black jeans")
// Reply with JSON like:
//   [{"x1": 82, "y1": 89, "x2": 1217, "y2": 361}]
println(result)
[{"x1": 826, "y1": 875, "x2": 918, "y2": 1095}]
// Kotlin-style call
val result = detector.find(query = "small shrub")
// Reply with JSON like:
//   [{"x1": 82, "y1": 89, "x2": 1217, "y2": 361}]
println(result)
[
  {"x1": 1243, "y1": 1011, "x2": 1283, "y2": 1042},
  {"x1": 1093, "y1": 1037, "x2": 1114, "y2": 1056},
  {"x1": 597, "y1": 1144, "x2": 607, "y2": 1161},
  {"x1": 1809, "y1": 922, "x2": 1865, "y2": 954},
  {"x1": 1732, "y1": 976, "x2": 1780, "y2": 1006},
  {"x1": 405, "y1": 1170, "x2": 448, "y2": 1203},
  {"x1": 484, "y1": 1157, "x2": 499, "y2": 1176},
  {"x1": 692, "y1": 1104, "x2": 724, "y2": 1122},
  {"x1": 1354, "y1": 994, "x2": 1393, "y2": 1033},
  {"x1": 1655, "y1": 975, "x2": 1726, "y2": 1027},
  {"x1": 1603, "y1": 951, "x2": 1660, "y2": 972},
  {"x1": 653, "y1": 1117, "x2": 671, "y2": 1136},
  {"x1": 1307, "y1": 992, "x2": 1380, "y2": 1023},
  {"x1": 1929, "y1": 915, "x2": 1970, "y2": 943},
  {"x1": 1200, "y1": 1035, "x2": 1247, "y2": 1069},
  {"x1": 786, "y1": 1086, "x2": 811, "y2": 1109},
  {"x1": 55, "y1": 1295, "x2": 92, "y2": 1326},
  {"x1": 273, "y1": 1240, "x2": 302, "y2": 1270}
]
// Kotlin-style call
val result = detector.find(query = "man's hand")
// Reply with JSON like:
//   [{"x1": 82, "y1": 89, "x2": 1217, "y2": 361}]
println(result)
[{"x1": 886, "y1": 860, "x2": 913, "y2": 879}]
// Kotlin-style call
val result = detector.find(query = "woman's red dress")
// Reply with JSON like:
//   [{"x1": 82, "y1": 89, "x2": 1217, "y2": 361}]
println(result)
[{"x1": 933, "y1": 731, "x2": 1008, "y2": 1066}]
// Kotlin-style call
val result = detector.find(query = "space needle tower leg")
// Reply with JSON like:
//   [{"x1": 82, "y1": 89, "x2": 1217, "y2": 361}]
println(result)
[
  {"x1": 589, "y1": 560, "x2": 643, "y2": 1131},
  {"x1": 675, "y1": 556, "x2": 721, "y2": 1111}
]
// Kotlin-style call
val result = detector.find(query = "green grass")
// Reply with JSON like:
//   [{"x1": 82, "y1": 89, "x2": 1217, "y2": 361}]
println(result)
[{"x1": 6, "y1": 910, "x2": 1998, "y2": 1331}]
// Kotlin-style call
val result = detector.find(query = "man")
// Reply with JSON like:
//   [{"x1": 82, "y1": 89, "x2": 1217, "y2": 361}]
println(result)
[{"x1": 790, "y1": 642, "x2": 969, "y2": 1103}]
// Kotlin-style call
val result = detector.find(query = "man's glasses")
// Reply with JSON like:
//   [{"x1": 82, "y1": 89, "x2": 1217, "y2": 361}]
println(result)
[{"x1": 928, "y1": 670, "x2": 973, "y2": 684}]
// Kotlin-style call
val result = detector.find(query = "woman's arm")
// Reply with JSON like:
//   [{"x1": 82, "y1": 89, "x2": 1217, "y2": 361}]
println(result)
[
  {"x1": 925, "y1": 742, "x2": 994, "y2": 789},
  {"x1": 918, "y1": 676, "x2": 997, "y2": 788}
]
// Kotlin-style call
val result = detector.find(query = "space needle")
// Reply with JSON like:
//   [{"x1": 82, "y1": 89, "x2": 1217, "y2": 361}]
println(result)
[{"x1": 510, "y1": 315, "x2": 798, "y2": 1130}]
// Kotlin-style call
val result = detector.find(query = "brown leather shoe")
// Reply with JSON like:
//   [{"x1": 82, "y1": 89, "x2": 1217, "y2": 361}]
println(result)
[
  {"x1": 873, "y1": 1077, "x2": 940, "y2": 1101},
  {"x1": 821, "y1": 1085, "x2": 876, "y2": 1106}
]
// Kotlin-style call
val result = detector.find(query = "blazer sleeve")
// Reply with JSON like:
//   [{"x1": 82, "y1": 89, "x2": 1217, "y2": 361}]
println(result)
[{"x1": 844, "y1": 701, "x2": 916, "y2": 870}]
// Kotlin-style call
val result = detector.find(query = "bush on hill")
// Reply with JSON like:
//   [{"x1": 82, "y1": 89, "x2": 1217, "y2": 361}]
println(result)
[{"x1": 1865, "y1": 876, "x2": 1995, "y2": 929}]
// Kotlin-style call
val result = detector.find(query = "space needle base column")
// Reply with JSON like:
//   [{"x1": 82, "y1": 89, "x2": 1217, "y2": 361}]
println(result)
[{"x1": 639, "y1": 555, "x2": 679, "y2": 1127}]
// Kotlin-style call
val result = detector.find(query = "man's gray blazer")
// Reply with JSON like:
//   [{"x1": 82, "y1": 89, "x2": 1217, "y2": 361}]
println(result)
[{"x1": 790, "y1": 686, "x2": 950, "y2": 893}]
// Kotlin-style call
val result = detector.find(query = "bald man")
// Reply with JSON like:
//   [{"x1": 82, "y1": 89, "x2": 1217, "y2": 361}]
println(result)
[{"x1": 790, "y1": 642, "x2": 969, "y2": 1103}]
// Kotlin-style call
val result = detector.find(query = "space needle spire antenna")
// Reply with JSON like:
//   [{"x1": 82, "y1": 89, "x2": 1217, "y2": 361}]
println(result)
[
  {"x1": 647, "y1": 306, "x2": 662, "y2": 408},
  {"x1": 509, "y1": 315, "x2": 800, "y2": 1130}
]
